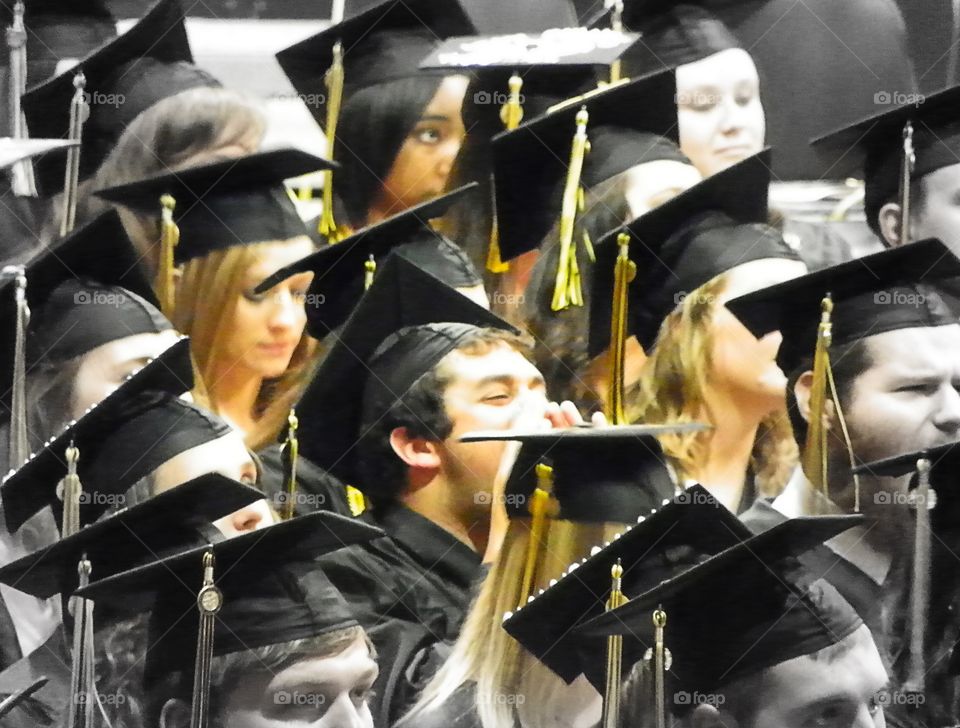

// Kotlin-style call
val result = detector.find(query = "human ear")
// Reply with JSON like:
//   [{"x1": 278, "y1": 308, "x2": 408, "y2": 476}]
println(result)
[
  {"x1": 389, "y1": 427, "x2": 442, "y2": 471},
  {"x1": 159, "y1": 698, "x2": 191, "y2": 728},
  {"x1": 689, "y1": 704, "x2": 736, "y2": 728},
  {"x1": 877, "y1": 202, "x2": 903, "y2": 247},
  {"x1": 794, "y1": 371, "x2": 836, "y2": 432}
]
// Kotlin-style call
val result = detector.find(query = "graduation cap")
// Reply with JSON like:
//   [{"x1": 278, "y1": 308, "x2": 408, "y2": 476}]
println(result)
[
  {"x1": 276, "y1": 0, "x2": 476, "y2": 128},
  {"x1": 576, "y1": 513, "x2": 865, "y2": 699},
  {"x1": 459, "y1": 425, "x2": 706, "y2": 522},
  {"x1": 456, "y1": 0, "x2": 580, "y2": 34},
  {"x1": 0, "y1": 343, "x2": 207, "y2": 533},
  {"x1": 75, "y1": 511, "x2": 383, "y2": 688},
  {"x1": 811, "y1": 84, "x2": 960, "y2": 230},
  {"x1": 0, "y1": 138, "x2": 76, "y2": 170},
  {"x1": 0, "y1": 473, "x2": 263, "y2": 600},
  {"x1": 501, "y1": 485, "x2": 751, "y2": 687},
  {"x1": 295, "y1": 253, "x2": 516, "y2": 486},
  {"x1": 0, "y1": 676, "x2": 49, "y2": 723},
  {"x1": 21, "y1": 0, "x2": 220, "y2": 197},
  {"x1": 588, "y1": 149, "x2": 795, "y2": 354},
  {"x1": 725, "y1": 237, "x2": 960, "y2": 378},
  {"x1": 491, "y1": 70, "x2": 682, "y2": 264},
  {"x1": 252, "y1": 183, "x2": 481, "y2": 339},
  {"x1": 94, "y1": 148, "x2": 333, "y2": 266}
]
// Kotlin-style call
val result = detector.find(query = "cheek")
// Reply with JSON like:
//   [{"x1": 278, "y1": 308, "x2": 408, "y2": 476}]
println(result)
[{"x1": 678, "y1": 109, "x2": 714, "y2": 150}]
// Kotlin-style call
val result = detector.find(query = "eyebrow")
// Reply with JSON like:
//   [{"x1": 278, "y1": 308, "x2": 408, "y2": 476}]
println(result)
[
  {"x1": 418, "y1": 114, "x2": 451, "y2": 123},
  {"x1": 474, "y1": 373, "x2": 545, "y2": 388}
]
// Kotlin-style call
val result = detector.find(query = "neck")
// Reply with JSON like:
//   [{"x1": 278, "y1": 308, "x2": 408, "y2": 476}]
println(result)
[
  {"x1": 209, "y1": 365, "x2": 262, "y2": 436},
  {"x1": 402, "y1": 475, "x2": 490, "y2": 554},
  {"x1": 689, "y1": 387, "x2": 766, "y2": 512}
]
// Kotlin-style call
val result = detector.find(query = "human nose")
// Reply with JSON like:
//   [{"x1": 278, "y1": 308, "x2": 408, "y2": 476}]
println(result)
[
  {"x1": 320, "y1": 693, "x2": 370, "y2": 728},
  {"x1": 933, "y1": 384, "x2": 960, "y2": 436},
  {"x1": 215, "y1": 500, "x2": 270, "y2": 537},
  {"x1": 269, "y1": 289, "x2": 304, "y2": 331}
]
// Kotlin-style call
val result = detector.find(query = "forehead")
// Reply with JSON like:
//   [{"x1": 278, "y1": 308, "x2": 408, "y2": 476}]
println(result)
[
  {"x1": 720, "y1": 258, "x2": 808, "y2": 302},
  {"x1": 863, "y1": 324, "x2": 960, "y2": 372},
  {"x1": 437, "y1": 341, "x2": 540, "y2": 383},
  {"x1": 246, "y1": 238, "x2": 315, "y2": 282},
  {"x1": 920, "y1": 161, "x2": 960, "y2": 197},
  {"x1": 676, "y1": 47, "x2": 758, "y2": 86},
  {"x1": 269, "y1": 634, "x2": 375, "y2": 685}
]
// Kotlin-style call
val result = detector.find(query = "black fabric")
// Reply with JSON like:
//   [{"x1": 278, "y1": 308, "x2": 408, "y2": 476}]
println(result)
[
  {"x1": 256, "y1": 445, "x2": 353, "y2": 518},
  {"x1": 317, "y1": 503, "x2": 482, "y2": 726},
  {"x1": 0, "y1": 629, "x2": 70, "y2": 728},
  {"x1": 0, "y1": 596, "x2": 20, "y2": 672}
]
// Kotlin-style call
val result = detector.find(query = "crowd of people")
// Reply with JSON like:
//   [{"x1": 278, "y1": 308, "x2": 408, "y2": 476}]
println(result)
[{"x1": 0, "y1": 0, "x2": 956, "y2": 726}]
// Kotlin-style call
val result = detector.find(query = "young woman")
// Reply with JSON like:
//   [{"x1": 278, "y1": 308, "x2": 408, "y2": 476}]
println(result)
[{"x1": 95, "y1": 149, "x2": 330, "y2": 451}]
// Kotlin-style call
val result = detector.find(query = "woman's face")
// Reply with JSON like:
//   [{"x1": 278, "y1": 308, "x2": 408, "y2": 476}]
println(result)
[
  {"x1": 709, "y1": 258, "x2": 808, "y2": 412},
  {"x1": 222, "y1": 237, "x2": 314, "y2": 383},
  {"x1": 70, "y1": 329, "x2": 182, "y2": 418},
  {"x1": 676, "y1": 48, "x2": 765, "y2": 178},
  {"x1": 622, "y1": 159, "x2": 703, "y2": 218},
  {"x1": 370, "y1": 75, "x2": 469, "y2": 223}
]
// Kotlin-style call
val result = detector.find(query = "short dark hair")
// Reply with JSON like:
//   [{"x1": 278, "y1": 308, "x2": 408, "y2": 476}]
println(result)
[
  {"x1": 335, "y1": 76, "x2": 444, "y2": 227},
  {"x1": 355, "y1": 329, "x2": 532, "y2": 507},
  {"x1": 785, "y1": 337, "x2": 874, "y2": 447}
]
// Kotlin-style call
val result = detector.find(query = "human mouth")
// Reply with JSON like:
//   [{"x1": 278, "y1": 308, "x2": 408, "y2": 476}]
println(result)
[{"x1": 258, "y1": 342, "x2": 295, "y2": 357}]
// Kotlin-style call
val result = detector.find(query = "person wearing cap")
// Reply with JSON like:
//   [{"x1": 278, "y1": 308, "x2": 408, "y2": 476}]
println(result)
[
  {"x1": 610, "y1": 3, "x2": 765, "y2": 179},
  {"x1": 277, "y1": 0, "x2": 478, "y2": 233},
  {"x1": 595, "y1": 153, "x2": 807, "y2": 512},
  {"x1": 71, "y1": 512, "x2": 382, "y2": 728},
  {"x1": 814, "y1": 84, "x2": 960, "y2": 256},
  {"x1": 575, "y1": 510, "x2": 888, "y2": 728},
  {"x1": 96, "y1": 149, "x2": 335, "y2": 452},
  {"x1": 403, "y1": 426, "x2": 695, "y2": 728},
  {"x1": 292, "y1": 258, "x2": 594, "y2": 725}
]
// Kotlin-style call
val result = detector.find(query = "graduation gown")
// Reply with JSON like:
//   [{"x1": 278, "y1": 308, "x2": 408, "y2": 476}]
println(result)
[
  {"x1": 257, "y1": 445, "x2": 353, "y2": 517},
  {"x1": 317, "y1": 503, "x2": 482, "y2": 727}
]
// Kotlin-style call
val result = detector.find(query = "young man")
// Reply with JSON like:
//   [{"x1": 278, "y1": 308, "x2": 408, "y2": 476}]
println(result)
[
  {"x1": 814, "y1": 84, "x2": 960, "y2": 252},
  {"x1": 294, "y1": 256, "x2": 589, "y2": 725},
  {"x1": 727, "y1": 237, "x2": 960, "y2": 726}
]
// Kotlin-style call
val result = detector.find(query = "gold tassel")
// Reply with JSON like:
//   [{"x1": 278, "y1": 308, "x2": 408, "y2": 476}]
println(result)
[
  {"x1": 802, "y1": 295, "x2": 832, "y2": 495},
  {"x1": 318, "y1": 42, "x2": 350, "y2": 243},
  {"x1": 486, "y1": 74, "x2": 525, "y2": 274},
  {"x1": 192, "y1": 551, "x2": 222, "y2": 728},
  {"x1": 551, "y1": 107, "x2": 590, "y2": 311},
  {"x1": 67, "y1": 558, "x2": 95, "y2": 728},
  {"x1": 517, "y1": 463, "x2": 555, "y2": 608},
  {"x1": 898, "y1": 121, "x2": 915, "y2": 247},
  {"x1": 157, "y1": 193, "x2": 179, "y2": 318},
  {"x1": 602, "y1": 559, "x2": 627, "y2": 728},
  {"x1": 904, "y1": 457, "x2": 934, "y2": 695},
  {"x1": 60, "y1": 443, "x2": 81, "y2": 539},
  {"x1": 605, "y1": 232, "x2": 635, "y2": 425},
  {"x1": 279, "y1": 409, "x2": 298, "y2": 520},
  {"x1": 653, "y1": 608, "x2": 667, "y2": 728},
  {"x1": 5, "y1": 265, "x2": 29, "y2": 469},
  {"x1": 346, "y1": 486, "x2": 366, "y2": 517},
  {"x1": 363, "y1": 254, "x2": 377, "y2": 291},
  {"x1": 7, "y1": 1, "x2": 35, "y2": 197},
  {"x1": 60, "y1": 72, "x2": 89, "y2": 237},
  {"x1": 609, "y1": 0, "x2": 625, "y2": 84}
]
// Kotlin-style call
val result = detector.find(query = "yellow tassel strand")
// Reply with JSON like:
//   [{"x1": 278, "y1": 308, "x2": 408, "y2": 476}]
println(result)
[
  {"x1": 363, "y1": 254, "x2": 377, "y2": 291},
  {"x1": 518, "y1": 463, "x2": 555, "y2": 608},
  {"x1": 606, "y1": 232, "x2": 635, "y2": 424},
  {"x1": 803, "y1": 295, "x2": 833, "y2": 496},
  {"x1": 319, "y1": 42, "x2": 350, "y2": 243},
  {"x1": 157, "y1": 193, "x2": 179, "y2": 318},
  {"x1": 487, "y1": 74, "x2": 526, "y2": 274},
  {"x1": 552, "y1": 107, "x2": 590, "y2": 311},
  {"x1": 602, "y1": 559, "x2": 627, "y2": 728},
  {"x1": 280, "y1": 409, "x2": 299, "y2": 520}
]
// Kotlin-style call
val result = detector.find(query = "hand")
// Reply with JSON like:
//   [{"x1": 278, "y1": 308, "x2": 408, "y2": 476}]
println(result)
[{"x1": 544, "y1": 400, "x2": 608, "y2": 429}]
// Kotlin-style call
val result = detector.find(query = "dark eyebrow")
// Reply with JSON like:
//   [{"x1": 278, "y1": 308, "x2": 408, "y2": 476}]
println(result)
[
  {"x1": 418, "y1": 114, "x2": 451, "y2": 123},
  {"x1": 474, "y1": 373, "x2": 545, "y2": 388}
]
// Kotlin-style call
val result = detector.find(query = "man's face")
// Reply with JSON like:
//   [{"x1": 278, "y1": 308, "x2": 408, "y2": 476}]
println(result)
[
  {"x1": 220, "y1": 634, "x2": 378, "y2": 728},
  {"x1": 745, "y1": 626, "x2": 887, "y2": 728},
  {"x1": 911, "y1": 164, "x2": 960, "y2": 255},
  {"x1": 438, "y1": 343, "x2": 548, "y2": 510}
]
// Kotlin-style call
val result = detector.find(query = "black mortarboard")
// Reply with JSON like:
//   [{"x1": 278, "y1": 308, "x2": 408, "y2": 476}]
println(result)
[
  {"x1": 295, "y1": 254, "x2": 516, "y2": 486},
  {"x1": 457, "y1": 0, "x2": 579, "y2": 34},
  {"x1": 725, "y1": 237, "x2": 960, "y2": 377},
  {"x1": 0, "y1": 138, "x2": 76, "y2": 170},
  {"x1": 460, "y1": 424, "x2": 707, "y2": 522},
  {"x1": 0, "y1": 676, "x2": 49, "y2": 723},
  {"x1": 617, "y1": 3, "x2": 742, "y2": 75},
  {"x1": 589, "y1": 150, "x2": 798, "y2": 354},
  {"x1": 75, "y1": 512, "x2": 383, "y2": 686},
  {"x1": 276, "y1": 0, "x2": 476, "y2": 126},
  {"x1": 1, "y1": 347, "x2": 209, "y2": 532},
  {"x1": 502, "y1": 485, "x2": 751, "y2": 686},
  {"x1": 21, "y1": 0, "x2": 221, "y2": 196},
  {"x1": 0, "y1": 473, "x2": 262, "y2": 600},
  {"x1": 491, "y1": 70, "x2": 682, "y2": 261},
  {"x1": 812, "y1": 84, "x2": 960, "y2": 225},
  {"x1": 94, "y1": 148, "x2": 332, "y2": 264},
  {"x1": 253, "y1": 183, "x2": 481, "y2": 338},
  {"x1": 577, "y1": 514, "x2": 865, "y2": 696}
]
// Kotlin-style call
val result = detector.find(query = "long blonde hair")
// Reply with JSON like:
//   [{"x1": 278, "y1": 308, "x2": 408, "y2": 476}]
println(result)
[
  {"x1": 171, "y1": 240, "x2": 318, "y2": 451},
  {"x1": 627, "y1": 274, "x2": 797, "y2": 497},
  {"x1": 404, "y1": 518, "x2": 624, "y2": 728}
]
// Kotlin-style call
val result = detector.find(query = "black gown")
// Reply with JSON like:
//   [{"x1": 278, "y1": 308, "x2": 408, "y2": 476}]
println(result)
[{"x1": 317, "y1": 503, "x2": 482, "y2": 728}]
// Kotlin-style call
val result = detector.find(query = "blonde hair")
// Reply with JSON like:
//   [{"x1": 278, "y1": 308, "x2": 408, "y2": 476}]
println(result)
[
  {"x1": 171, "y1": 240, "x2": 318, "y2": 452},
  {"x1": 404, "y1": 518, "x2": 623, "y2": 728},
  {"x1": 627, "y1": 274, "x2": 797, "y2": 498}
]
